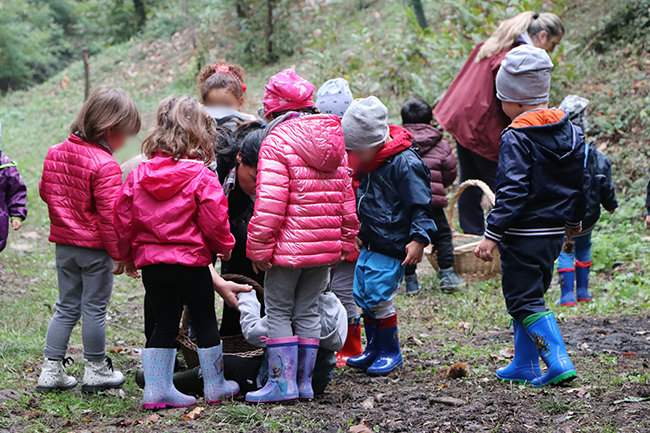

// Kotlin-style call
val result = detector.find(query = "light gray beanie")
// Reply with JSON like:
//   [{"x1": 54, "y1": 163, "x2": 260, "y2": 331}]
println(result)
[
  {"x1": 341, "y1": 96, "x2": 390, "y2": 150},
  {"x1": 496, "y1": 45, "x2": 554, "y2": 105},
  {"x1": 316, "y1": 78, "x2": 353, "y2": 118}
]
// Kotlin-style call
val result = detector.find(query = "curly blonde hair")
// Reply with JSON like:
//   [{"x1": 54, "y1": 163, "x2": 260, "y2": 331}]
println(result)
[{"x1": 141, "y1": 96, "x2": 217, "y2": 165}]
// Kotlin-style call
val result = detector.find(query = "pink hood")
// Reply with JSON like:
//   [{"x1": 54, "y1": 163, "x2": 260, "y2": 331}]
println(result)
[
  {"x1": 247, "y1": 114, "x2": 359, "y2": 267},
  {"x1": 114, "y1": 156, "x2": 235, "y2": 268}
]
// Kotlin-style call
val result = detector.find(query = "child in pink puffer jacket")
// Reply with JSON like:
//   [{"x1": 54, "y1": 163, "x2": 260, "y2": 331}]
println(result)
[
  {"x1": 114, "y1": 96, "x2": 239, "y2": 410},
  {"x1": 245, "y1": 69, "x2": 359, "y2": 404}
]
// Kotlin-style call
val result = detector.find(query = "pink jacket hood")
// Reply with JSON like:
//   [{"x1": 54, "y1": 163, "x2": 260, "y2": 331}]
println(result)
[
  {"x1": 247, "y1": 114, "x2": 359, "y2": 268},
  {"x1": 114, "y1": 156, "x2": 235, "y2": 268}
]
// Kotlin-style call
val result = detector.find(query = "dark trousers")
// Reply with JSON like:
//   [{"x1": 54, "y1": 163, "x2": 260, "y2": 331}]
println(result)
[
  {"x1": 499, "y1": 235, "x2": 564, "y2": 323},
  {"x1": 404, "y1": 206, "x2": 455, "y2": 276},
  {"x1": 456, "y1": 143, "x2": 498, "y2": 235},
  {"x1": 142, "y1": 264, "x2": 220, "y2": 349}
]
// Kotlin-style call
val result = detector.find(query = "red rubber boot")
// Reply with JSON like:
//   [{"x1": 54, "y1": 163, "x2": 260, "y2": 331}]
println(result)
[{"x1": 335, "y1": 322, "x2": 363, "y2": 368}]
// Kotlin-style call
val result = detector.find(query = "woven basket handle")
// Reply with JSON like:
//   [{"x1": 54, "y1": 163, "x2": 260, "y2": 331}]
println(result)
[{"x1": 447, "y1": 179, "x2": 496, "y2": 227}]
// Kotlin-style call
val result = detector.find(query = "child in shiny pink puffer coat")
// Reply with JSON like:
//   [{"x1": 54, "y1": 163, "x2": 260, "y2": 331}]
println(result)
[{"x1": 245, "y1": 69, "x2": 359, "y2": 404}]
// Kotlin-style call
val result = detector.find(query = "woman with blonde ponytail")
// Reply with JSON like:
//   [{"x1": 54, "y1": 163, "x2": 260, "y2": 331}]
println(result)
[{"x1": 434, "y1": 11, "x2": 564, "y2": 235}]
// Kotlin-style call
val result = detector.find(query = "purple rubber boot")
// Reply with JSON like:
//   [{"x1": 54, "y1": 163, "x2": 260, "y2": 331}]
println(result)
[
  {"x1": 198, "y1": 344, "x2": 240, "y2": 405},
  {"x1": 142, "y1": 348, "x2": 196, "y2": 410},
  {"x1": 297, "y1": 338, "x2": 319, "y2": 401},
  {"x1": 246, "y1": 336, "x2": 299, "y2": 404}
]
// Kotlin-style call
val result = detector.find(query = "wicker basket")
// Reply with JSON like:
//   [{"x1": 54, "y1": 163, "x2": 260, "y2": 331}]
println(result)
[
  {"x1": 426, "y1": 179, "x2": 501, "y2": 281},
  {"x1": 176, "y1": 273, "x2": 265, "y2": 369}
]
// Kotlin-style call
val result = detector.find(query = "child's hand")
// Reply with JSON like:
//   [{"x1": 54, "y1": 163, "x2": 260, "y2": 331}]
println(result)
[
  {"x1": 214, "y1": 279, "x2": 252, "y2": 309},
  {"x1": 354, "y1": 237, "x2": 363, "y2": 252},
  {"x1": 646, "y1": 214, "x2": 650, "y2": 230},
  {"x1": 217, "y1": 249, "x2": 233, "y2": 262},
  {"x1": 124, "y1": 262, "x2": 141, "y2": 279},
  {"x1": 565, "y1": 224, "x2": 582, "y2": 241},
  {"x1": 252, "y1": 261, "x2": 272, "y2": 274},
  {"x1": 474, "y1": 238, "x2": 497, "y2": 262},
  {"x1": 112, "y1": 262, "x2": 126, "y2": 275},
  {"x1": 11, "y1": 219, "x2": 21, "y2": 231},
  {"x1": 608, "y1": 209, "x2": 616, "y2": 215},
  {"x1": 402, "y1": 241, "x2": 424, "y2": 266}
]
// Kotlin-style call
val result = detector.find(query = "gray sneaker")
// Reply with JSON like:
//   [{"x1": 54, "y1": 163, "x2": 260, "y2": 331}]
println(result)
[
  {"x1": 439, "y1": 267, "x2": 464, "y2": 293},
  {"x1": 404, "y1": 274, "x2": 420, "y2": 296},
  {"x1": 82, "y1": 356, "x2": 125, "y2": 394}
]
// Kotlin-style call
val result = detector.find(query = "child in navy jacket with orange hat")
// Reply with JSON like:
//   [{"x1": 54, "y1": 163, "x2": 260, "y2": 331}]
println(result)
[{"x1": 475, "y1": 45, "x2": 589, "y2": 387}]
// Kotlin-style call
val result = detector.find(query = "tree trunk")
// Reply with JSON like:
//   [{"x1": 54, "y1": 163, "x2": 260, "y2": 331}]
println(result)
[
  {"x1": 133, "y1": 0, "x2": 146, "y2": 28},
  {"x1": 266, "y1": 0, "x2": 276, "y2": 61},
  {"x1": 82, "y1": 47, "x2": 90, "y2": 101},
  {"x1": 410, "y1": 0, "x2": 428, "y2": 29},
  {"x1": 235, "y1": 0, "x2": 246, "y2": 18}
]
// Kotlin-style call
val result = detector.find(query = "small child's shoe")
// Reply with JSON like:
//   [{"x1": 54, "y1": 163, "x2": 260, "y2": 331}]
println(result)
[
  {"x1": 198, "y1": 344, "x2": 239, "y2": 404},
  {"x1": 142, "y1": 348, "x2": 196, "y2": 410},
  {"x1": 404, "y1": 274, "x2": 420, "y2": 296},
  {"x1": 82, "y1": 356, "x2": 125, "y2": 393},
  {"x1": 36, "y1": 358, "x2": 77, "y2": 393},
  {"x1": 439, "y1": 267, "x2": 463, "y2": 293},
  {"x1": 556, "y1": 270, "x2": 576, "y2": 307}
]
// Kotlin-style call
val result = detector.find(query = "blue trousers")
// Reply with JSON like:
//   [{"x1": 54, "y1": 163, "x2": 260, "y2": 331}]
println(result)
[
  {"x1": 557, "y1": 233, "x2": 592, "y2": 271},
  {"x1": 353, "y1": 248, "x2": 405, "y2": 319}
]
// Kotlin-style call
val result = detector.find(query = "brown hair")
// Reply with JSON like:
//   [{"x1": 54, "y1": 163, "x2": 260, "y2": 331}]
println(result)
[
  {"x1": 70, "y1": 86, "x2": 141, "y2": 143},
  {"x1": 141, "y1": 96, "x2": 217, "y2": 165},
  {"x1": 476, "y1": 11, "x2": 564, "y2": 61},
  {"x1": 197, "y1": 60, "x2": 247, "y2": 103}
]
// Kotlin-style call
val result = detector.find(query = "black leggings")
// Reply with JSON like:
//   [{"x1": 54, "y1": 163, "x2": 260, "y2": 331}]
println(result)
[{"x1": 142, "y1": 264, "x2": 220, "y2": 349}]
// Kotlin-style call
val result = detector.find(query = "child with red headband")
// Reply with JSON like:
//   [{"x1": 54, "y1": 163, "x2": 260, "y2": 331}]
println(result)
[
  {"x1": 246, "y1": 69, "x2": 359, "y2": 403},
  {"x1": 198, "y1": 60, "x2": 248, "y2": 110}
]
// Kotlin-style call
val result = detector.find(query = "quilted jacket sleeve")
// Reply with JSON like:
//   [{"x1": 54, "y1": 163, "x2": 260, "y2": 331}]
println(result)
[
  {"x1": 340, "y1": 155, "x2": 359, "y2": 254},
  {"x1": 246, "y1": 139, "x2": 290, "y2": 263},
  {"x1": 196, "y1": 171, "x2": 236, "y2": 255},
  {"x1": 485, "y1": 131, "x2": 532, "y2": 243},
  {"x1": 113, "y1": 172, "x2": 135, "y2": 263},
  {"x1": 93, "y1": 161, "x2": 123, "y2": 260},
  {"x1": 397, "y1": 153, "x2": 437, "y2": 246},
  {"x1": 1, "y1": 155, "x2": 27, "y2": 221},
  {"x1": 440, "y1": 140, "x2": 458, "y2": 189},
  {"x1": 597, "y1": 151, "x2": 618, "y2": 212}
]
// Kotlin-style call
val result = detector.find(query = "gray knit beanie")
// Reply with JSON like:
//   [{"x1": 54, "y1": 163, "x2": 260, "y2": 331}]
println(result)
[
  {"x1": 316, "y1": 78, "x2": 353, "y2": 118},
  {"x1": 341, "y1": 96, "x2": 390, "y2": 150},
  {"x1": 496, "y1": 45, "x2": 554, "y2": 105}
]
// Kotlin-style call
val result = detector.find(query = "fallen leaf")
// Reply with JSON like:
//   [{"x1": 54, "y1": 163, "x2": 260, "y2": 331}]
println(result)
[
  {"x1": 360, "y1": 397, "x2": 374, "y2": 410},
  {"x1": 429, "y1": 396, "x2": 466, "y2": 406},
  {"x1": 578, "y1": 343, "x2": 589, "y2": 350},
  {"x1": 109, "y1": 347, "x2": 125, "y2": 354},
  {"x1": 135, "y1": 413, "x2": 160, "y2": 425},
  {"x1": 374, "y1": 393, "x2": 384, "y2": 403},
  {"x1": 183, "y1": 406, "x2": 205, "y2": 421},
  {"x1": 635, "y1": 330, "x2": 648, "y2": 335},
  {"x1": 613, "y1": 396, "x2": 650, "y2": 405},
  {"x1": 438, "y1": 383, "x2": 447, "y2": 390},
  {"x1": 407, "y1": 336, "x2": 424, "y2": 346},
  {"x1": 577, "y1": 385, "x2": 589, "y2": 398},
  {"x1": 489, "y1": 353, "x2": 505, "y2": 362},
  {"x1": 60, "y1": 419, "x2": 73, "y2": 427},
  {"x1": 623, "y1": 352, "x2": 638, "y2": 356},
  {"x1": 457, "y1": 322, "x2": 471, "y2": 330},
  {"x1": 499, "y1": 348, "x2": 515, "y2": 359},
  {"x1": 350, "y1": 419, "x2": 373, "y2": 433}
]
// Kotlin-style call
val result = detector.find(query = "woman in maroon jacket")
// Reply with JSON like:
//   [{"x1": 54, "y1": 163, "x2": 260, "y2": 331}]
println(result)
[{"x1": 434, "y1": 11, "x2": 564, "y2": 235}]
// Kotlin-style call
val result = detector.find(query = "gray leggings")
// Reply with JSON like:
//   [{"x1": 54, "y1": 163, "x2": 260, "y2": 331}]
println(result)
[
  {"x1": 44, "y1": 244, "x2": 114, "y2": 361},
  {"x1": 264, "y1": 266, "x2": 329, "y2": 339},
  {"x1": 329, "y1": 261, "x2": 359, "y2": 320}
]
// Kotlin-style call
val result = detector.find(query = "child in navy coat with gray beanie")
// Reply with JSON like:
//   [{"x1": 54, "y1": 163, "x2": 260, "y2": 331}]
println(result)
[{"x1": 474, "y1": 45, "x2": 589, "y2": 387}]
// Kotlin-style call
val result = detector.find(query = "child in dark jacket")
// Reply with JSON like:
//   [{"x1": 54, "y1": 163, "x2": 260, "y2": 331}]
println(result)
[
  {"x1": 342, "y1": 96, "x2": 437, "y2": 376},
  {"x1": 556, "y1": 96, "x2": 617, "y2": 306},
  {"x1": 401, "y1": 99, "x2": 462, "y2": 294},
  {"x1": 475, "y1": 46, "x2": 589, "y2": 387},
  {"x1": 0, "y1": 124, "x2": 27, "y2": 261}
]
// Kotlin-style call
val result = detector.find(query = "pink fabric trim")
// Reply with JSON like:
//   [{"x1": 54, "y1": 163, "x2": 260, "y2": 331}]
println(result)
[
  {"x1": 298, "y1": 337, "x2": 320, "y2": 346},
  {"x1": 266, "y1": 336, "x2": 299, "y2": 345}
]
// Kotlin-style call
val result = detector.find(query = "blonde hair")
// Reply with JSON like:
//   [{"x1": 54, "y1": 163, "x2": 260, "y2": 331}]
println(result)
[
  {"x1": 476, "y1": 11, "x2": 564, "y2": 61},
  {"x1": 70, "y1": 86, "x2": 141, "y2": 143},
  {"x1": 141, "y1": 96, "x2": 217, "y2": 165}
]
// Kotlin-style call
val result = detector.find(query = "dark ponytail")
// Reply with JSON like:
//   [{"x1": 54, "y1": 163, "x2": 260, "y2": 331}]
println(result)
[{"x1": 215, "y1": 121, "x2": 264, "y2": 180}]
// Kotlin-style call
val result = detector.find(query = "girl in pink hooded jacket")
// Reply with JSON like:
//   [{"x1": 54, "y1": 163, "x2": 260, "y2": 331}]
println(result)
[
  {"x1": 245, "y1": 69, "x2": 359, "y2": 404},
  {"x1": 114, "y1": 96, "x2": 239, "y2": 410}
]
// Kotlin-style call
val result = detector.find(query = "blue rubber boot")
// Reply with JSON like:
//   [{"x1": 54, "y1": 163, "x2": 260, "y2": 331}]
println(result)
[
  {"x1": 198, "y1": 344, "x2": 240, "y2": 405},
  {"x1": 297, "y1": 338, "x2": 319, "y2": 401},
  {"x1": 367, "y1": 315, "x2": 403, "y2": 376},
  {"x1": 142, "y1": 349, "x2": 196, "y2": 410},
  {"x1": 575, "y1": 262, "x2": 593, "y2": 303},
  {"x1": 496, "y1": 320, "x2": 542, "y2": 383},
  {"x1": 404, "y1": 274, "x2": 420, "y2": 296},
  {"x1": 524, "y1": 313, "x2": 577, "y2": 387},
  {"x1": 347, "y1": 316, "x2": 378, "y2": 370},
  {"x1": 246, "y1": 336, "x2": 299, "y2": 403},
  {"x1": 557, "y1": 270, "x2": 577, "y2": 307}
]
